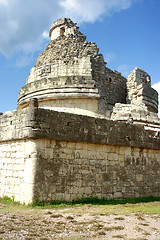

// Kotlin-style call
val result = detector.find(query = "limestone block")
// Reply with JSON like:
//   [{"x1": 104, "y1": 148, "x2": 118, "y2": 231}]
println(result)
[
  {"x1": 20, "y1": 183, "x2": 34, "y2": 204},
  {"x1": 16, "y1": 151, "x2": 24, "y2": 159},
  {"x1": 24, "y1": 158, "x2": 37, "y2": 184},
  {"x1": 114, "y1": 192, "x2": 123, "y2": 198}
]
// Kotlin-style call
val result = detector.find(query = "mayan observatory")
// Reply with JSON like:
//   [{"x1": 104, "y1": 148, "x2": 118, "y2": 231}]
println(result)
[{"x1": 0, "y1": 18, "x2": 160, "y2": 204}]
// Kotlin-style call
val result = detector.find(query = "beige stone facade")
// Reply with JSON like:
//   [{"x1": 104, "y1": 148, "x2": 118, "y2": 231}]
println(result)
[
  {"x1": 34, "y1": 139, "x2": 160, "y2": 202},
  {"x1": 0, "y1": 139, "x2": 36, "y2": 204},
  {"x1": 1, "y1": 136, "x2": 160, "y2": 204},
  {"x1": 39, "y1": 98, "x2": 99, "y2": 117},
  {"x1": 0, "y1": 108, "x2": 159, "y2": 204}
]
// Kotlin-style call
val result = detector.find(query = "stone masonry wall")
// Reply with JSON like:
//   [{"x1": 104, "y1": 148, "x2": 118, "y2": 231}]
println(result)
[
  {"x1": 26, "y1": 57, "x2": 92, "y2": 84},
  {"x1": 0, "y1": 107, "x2": 159, "y2": 204},
  {"x1": 0, "y1": 109, "x2": 40, "y2": 204},
  {"x1": 0, "y1": 139, "x2": 37, "y2": 204},
  {"x1": 39, "y1": 98, "x2": 99, "y2": 118},
  {"x1": 49, "y1": 18, "x2": 78, "y2": 40},
  {"x1": 127, "y1": 68, "x2": 158, "y2": 113},
  {"x1": 18, "y1": 23, "x2": 127, "y2": 117},
  {"x1": 111, "y1": 103, "x2": 160, "y2": 132},
  {"x1": 0, "y1": 109, "x2": 35, "y2": 141},
  {"x1": 29, "y1": 108, "x2": 160, "y2": 150},
  {"x1": 34, "y1": 139, "x2": 160, "y2": 202},
  {"x1": 0, "y1": 140, "x2": 25, "y2": 201}
]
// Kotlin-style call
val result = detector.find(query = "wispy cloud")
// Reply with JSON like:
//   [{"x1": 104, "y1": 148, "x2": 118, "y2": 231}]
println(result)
[
  {"x1": 152, "y1": 82, "x2": 160, "y2": 117},
  {"x1": 117, "y1": 64, "x2": 132, "y2": 77},
  {"x1": 104, "y1": 52, "x2": 116, "y2": 63},
  {"x1": 0, "y1": 0, "x2": 8, "y2": 6},
  {"x1": 15, "y1": 53, "x2": 34, "y2": 67},
  {"x1": 60, "y1": 0, "x2": 135, "y2": 22},
  {"x1": 0, "y1": 0, "x2": 138, "y2": 59},
  {"x1": 42, "y1": 31, "x2": 49, "y2": 39}
]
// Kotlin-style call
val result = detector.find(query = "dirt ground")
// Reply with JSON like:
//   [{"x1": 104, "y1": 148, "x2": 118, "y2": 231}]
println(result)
[{"x1": 0, "y1": 203, "x2": 160, "y2": 240}]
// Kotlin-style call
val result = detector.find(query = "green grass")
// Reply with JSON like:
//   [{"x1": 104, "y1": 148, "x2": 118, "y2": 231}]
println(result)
[
  {"x1": 1, "y1": 195, "x2": 160, "y2": 207},
  {"x1": 31, "y1": 195, "x2": 160, "y2": 207},
  {"x1": 0, "y1": 196, "x2": 160, "y2": 215},
  {"x1": 0, "y1": 196, "x2": 20, "y2": 205}
]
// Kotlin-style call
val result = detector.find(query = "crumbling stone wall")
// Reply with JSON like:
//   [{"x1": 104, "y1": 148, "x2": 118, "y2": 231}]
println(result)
[
  {"x1": 49, "y1": 18, "x2": 79, "y2": 40},
  {"x1": 34, "y1": 139, "x2": 160, "y2": 202},
  {"x1": 17, "y1": 18, "x2": 127, "y2": 118},
  {"x1": 17, "y1": 18, "x2": 159, "y2": 127},
  {"x1": 111, "y1": 68, "x2": 159, "y2": 127},
  {"x1": 127, "y1": 68, "x2": 158, "y2": 112},
  {"x1": 111, "y1": 103, "x2": 160, "y2": 132},
  {"x1": 0, "y1": 108, "x2": 159, "y2": 204}
]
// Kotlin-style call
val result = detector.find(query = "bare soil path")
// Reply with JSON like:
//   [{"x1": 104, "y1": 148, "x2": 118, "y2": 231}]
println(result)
[{"x1": 0, "y1": 203, "x2": 160, "y2": 240}]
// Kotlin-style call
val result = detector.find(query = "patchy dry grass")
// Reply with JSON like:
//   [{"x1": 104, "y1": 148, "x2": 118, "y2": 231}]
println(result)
[
  {"x1": 114, "y1": 216, "x2": 125, "y2": 220},
  {"x1": 0, "y1": 199, "x2": 160, "y2": 239},
  {"x1": 112, "y1": 235, "x2": 126, "y2": 239}
]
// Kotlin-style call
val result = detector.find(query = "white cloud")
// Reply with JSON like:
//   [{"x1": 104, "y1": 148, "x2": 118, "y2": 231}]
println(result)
[
  {"x1": 42, "y1": 31, "x2": 49, "y2": 39},
  {"x1": 0, "y1": 0, "x2": 138, "y2": 58},
  {"x1": 0, "y1": 0, "x2": 61, "y2": 56},
  {"x1": 104, "y1": 52, "x2": 116, "y2": 63},
  {"x1": 152, "y1": 82, "x2": 160, "y2": 117},
  {"x1": 15, "y1": 53, "x2": 34, "y2": 67},
  {"x1": 60, "y1": 0, "x2": 135, "y2": 22},
  {"x1": 0, "y1": 0, "x2": 8, "y2": 5},
  {"x1": 117, "y1": 64, "x2": 131, "y2": 77}
]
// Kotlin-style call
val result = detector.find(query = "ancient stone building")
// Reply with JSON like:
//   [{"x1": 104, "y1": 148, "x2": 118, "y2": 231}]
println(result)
[
  {"x1": 0, "y1": 18, "x2": 160, "y2": 204},
  {"x1": 17, "y1": 18, "x2": 127, "y2": 118}
]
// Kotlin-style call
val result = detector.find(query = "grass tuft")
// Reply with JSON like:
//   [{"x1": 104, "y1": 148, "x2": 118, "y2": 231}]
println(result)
[
  {"x1": 0, "y1": 196, "x2": 20, "y2": 205},
  {"x1": 31, "y1": 195, "x2": 160, "y2": 208}
]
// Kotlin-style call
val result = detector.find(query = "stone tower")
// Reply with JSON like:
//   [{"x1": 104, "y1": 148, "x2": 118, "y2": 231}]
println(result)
[
  {"x1": 0, "y1": 18, "x2": 160, "y2": 204},
  {"x1": 17, "y1": 18, "x2": 126, "y2": 118},
  {"x1": 17, "y1": 18, "x2": 159, "y2": 128}
]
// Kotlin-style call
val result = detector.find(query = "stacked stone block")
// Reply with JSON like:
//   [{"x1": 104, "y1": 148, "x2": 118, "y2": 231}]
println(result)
[
  {"x1": 0, "y1": 107, "x2": 159, "y2": 204},
  {"x1": 127, "y1": 67, "x2": 158, "y2": 112},
  {"x1": 111, "y1": 68, "x2": 160, "y2": 129},
  {"x1": 17, "y1": 18, "x2": 126, "y2": 118},
  {"x1": 34, "y1": 139, "x2": 160, "y2": 202}
]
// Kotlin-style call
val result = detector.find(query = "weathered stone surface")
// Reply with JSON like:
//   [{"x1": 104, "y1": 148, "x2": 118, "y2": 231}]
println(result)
[
  {"x1": 33, "y1": 139, "x2": 160, "y2": 202},
  {"x1": 17, "y1": 18, "x2": 126, "y2": 118},
  {"x1": 0, "y1": 108, "x2": 159, "y2": 149},
  {"x1": 0, "y1": 139, "x2": 36, "y2": 204},
  {"x1": 111, "y1": 68, "x2": 160, "y2": 129},
  {"x1": 127, "y1": 67, "x2": 158, "y2": 113},
  {"x1": 0, "y1": 107, "x2": 160, "y2": 204},
  {"x1": 111, "y1": 103, "x2": 160, "y2": 132},
  {"x1": 17, "y1": 18, "x2": 159, "y2": 130}
]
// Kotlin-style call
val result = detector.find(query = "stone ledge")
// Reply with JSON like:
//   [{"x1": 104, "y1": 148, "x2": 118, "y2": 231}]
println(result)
[{"x1": 0, "y1": 108, "x2": 159, "y2": 150}]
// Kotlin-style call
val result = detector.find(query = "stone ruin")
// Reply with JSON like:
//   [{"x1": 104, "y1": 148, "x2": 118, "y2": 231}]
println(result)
[
  {"x1": 18, "y1": 18, "x2": 126, "y2": 119},
  {"x1": 0, "y1": 18, "x2": 160, "y2": 204},
  {"x1": 17, "y1": 18, "x2": 159, "y2": 129}
]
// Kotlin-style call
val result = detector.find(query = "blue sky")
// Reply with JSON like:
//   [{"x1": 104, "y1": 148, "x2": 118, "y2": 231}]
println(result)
[{"x1": 0, "y1": 0, "x2": 160, "y2": 114}]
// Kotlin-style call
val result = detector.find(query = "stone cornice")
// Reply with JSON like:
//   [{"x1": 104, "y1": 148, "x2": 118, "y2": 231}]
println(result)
[{"x1": 0, "y1": 108, "x2": 159, "y2": 150}]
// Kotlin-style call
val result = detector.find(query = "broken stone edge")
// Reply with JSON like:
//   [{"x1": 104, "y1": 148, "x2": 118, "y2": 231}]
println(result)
[{"x1": 0, "y1": 107, "x2": 159, "y2": 150}]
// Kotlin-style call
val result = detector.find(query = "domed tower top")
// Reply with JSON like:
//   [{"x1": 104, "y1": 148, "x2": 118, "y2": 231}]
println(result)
[
  {"x1": 17, "y1": 18, "x2": 127, "y2": 118},
  {"x1": 49, "y1": 18, "x2": 79, "y2": 40}
]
